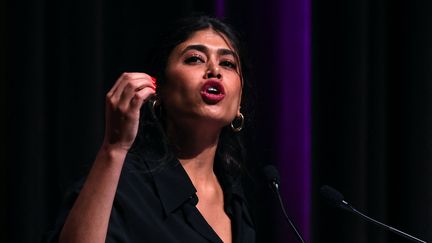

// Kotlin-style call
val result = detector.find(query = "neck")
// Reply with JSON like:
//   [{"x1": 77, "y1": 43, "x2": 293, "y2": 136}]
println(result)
[{"x1": 166, "y1": 120, "x2": 221, "y2": 185}]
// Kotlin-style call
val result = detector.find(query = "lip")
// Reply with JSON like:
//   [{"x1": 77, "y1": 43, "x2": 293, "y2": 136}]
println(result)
[{"x1": 200, "y1": 80, "x2": 225, "y2": 104}]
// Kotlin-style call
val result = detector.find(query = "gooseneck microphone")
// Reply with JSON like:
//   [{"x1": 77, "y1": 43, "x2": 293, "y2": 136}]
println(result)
[
  {"x1": 320, "y1": 185, "x2": 427, "y2": 243},
  {"x1": 263, "y1": 165, "x2": 305, "y2": 243}
]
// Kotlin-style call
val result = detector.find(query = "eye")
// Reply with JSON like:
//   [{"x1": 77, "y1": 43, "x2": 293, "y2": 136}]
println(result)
[
  {"x1": 184, "y1": 55, "x2": 205, "y2": 64},
  {"x1": 220, "y1": 60, "x2": 237, "y2": 69}
]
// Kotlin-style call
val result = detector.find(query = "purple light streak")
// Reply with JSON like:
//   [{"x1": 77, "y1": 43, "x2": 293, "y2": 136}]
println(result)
[
  {"x1": 276, "y1": 0, "x2": 311, "y2": 242},
  {"x1": 215, "y1": 0, "x2": 225, "y2": 18}
]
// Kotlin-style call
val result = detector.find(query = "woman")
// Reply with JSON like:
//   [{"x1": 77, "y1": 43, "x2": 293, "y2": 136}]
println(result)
[{"x1": 48, "y1": 15, "x2": 255, "y2": 243}]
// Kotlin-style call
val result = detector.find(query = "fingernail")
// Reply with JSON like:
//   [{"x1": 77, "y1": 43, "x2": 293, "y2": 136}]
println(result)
[{"x1": 151, "y1": 76, "x2": 157, "y2": 82}]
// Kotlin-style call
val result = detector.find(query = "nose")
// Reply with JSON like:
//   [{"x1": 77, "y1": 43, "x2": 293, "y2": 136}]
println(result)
[{"x1": 205, "y1": 63, "x2": 222, "y2": 79}]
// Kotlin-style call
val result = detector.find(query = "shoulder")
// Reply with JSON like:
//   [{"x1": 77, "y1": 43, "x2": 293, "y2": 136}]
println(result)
[{"x1": 115, "y1": 152, "x2": 157, "y2": 199}]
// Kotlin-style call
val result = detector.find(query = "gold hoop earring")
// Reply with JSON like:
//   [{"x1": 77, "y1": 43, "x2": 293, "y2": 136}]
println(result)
[
  {"x1": 150, "y1": 98, "x2": 161, "y2": 119},
  {"x1": 231, "y1": 113, "x2": 244, "y2": 132}
]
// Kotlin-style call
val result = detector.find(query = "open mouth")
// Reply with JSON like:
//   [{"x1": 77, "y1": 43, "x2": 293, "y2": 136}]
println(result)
[{"x1": 200, "y1": 81, "x2": 225, "y2": 104}]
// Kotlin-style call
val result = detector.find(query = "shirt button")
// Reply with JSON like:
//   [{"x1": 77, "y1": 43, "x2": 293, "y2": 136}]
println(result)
[{"x1": 189, "y1": 195, "x2": 198, "y2": 205}]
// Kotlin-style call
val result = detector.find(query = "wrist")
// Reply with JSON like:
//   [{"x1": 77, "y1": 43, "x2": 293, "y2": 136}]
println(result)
[{"x1": 98, "y1": 142, "x2": 129, "y2": 162}]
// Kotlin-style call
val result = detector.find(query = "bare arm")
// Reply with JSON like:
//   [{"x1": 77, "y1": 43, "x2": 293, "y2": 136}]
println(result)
[{"x1": 59, "y1": 73, "x2": 156, "y2": 243}]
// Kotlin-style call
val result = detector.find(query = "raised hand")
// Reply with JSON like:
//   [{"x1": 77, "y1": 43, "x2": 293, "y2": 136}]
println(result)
[{"x1": 103, "y1": 72, "x2": 156, "y2": 152}]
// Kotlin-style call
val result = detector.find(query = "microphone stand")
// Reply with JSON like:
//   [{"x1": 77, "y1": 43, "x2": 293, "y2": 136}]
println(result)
[
  {"x1": 342, "y1": 200, "x2": 427, "y2": 243},
  {"x1": 271, "y1": 181, "x2": 305, "y2": 243}
]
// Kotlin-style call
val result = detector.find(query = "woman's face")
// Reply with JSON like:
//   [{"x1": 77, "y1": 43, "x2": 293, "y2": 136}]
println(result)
[{"x1": 161, "y1": 28, "x2": 242, "y2": 129}]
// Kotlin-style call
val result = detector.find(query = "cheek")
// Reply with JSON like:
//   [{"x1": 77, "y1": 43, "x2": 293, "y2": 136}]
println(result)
[
  {"x1": 227, "y1": 80, "x2": 243, "y2": 115},
  {"x1": 165, "y1": 68, "x2": 191, "y2": 93},
  {"x1": 162, "y1": 68, "x2": 203, "y2": 108},
  {"x1": 230, "y1": 77, "x2": 243, "y2": 103}
]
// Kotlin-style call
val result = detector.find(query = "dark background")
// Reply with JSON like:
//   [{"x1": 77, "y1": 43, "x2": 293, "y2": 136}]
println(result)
[
  {"x1": 2, "y1": 0, "x2": 432, "y2": 242},
  {"x1": 312, "y1": 0, "x2": 432, "y2": 242}
]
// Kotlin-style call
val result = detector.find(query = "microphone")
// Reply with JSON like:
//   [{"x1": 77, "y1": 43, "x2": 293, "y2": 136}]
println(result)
[
  {"x1": 263, "y1": 165, "x2": 305, "y2": 243},
  {"x1": 320, "y1": 185, "x2": 427, "y2": 243}
]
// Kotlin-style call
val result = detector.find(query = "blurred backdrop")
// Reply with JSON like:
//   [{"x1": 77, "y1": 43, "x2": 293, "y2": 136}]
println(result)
[{"x1": 2, "y1": 0, "x2": 432, "y2": 242}]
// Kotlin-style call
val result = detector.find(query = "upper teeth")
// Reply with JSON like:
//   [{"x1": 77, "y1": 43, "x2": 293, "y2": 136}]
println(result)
[{"x1": 207, "y1": 87, "x2": 218, "y2": 93}]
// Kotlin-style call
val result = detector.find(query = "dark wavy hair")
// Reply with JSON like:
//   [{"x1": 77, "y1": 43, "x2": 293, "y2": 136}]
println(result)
[{"x1": 130, "y1": 15, "x2": 254, "y2": 178}]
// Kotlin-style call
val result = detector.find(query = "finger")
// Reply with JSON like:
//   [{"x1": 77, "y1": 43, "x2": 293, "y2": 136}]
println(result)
[
  {"x1": 108, "y1": 72, "x2": 146, "y2": 99},
  {"x1": 117, "y1": 79, "x2": 151, "y2": 112},
  {"x1": 107, "y1": 72, "x2": 132, "y2": 97},
  {"x1": 112, "y1": 78, "x2": 154, "y2": 110},
  {"x1": 129, "y1": 87, "x2": 157, "y2": 112},
  {"x1": 108, "y1": 72, "x2": 154, "y2": 98},
  {"x1": 113, "y1": 79, "x2": 148, "y2": 112}
]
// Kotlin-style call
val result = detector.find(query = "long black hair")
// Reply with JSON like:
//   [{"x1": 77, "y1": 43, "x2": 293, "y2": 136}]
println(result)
[{"x1": 130, "y1": 15, "x2": 255, "y2": 178}]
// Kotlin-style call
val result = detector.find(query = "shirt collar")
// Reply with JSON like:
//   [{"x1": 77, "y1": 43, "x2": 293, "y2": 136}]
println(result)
[
  {"x1": 151, "y1": 160, "x2": 197, "y2": 215},
  {"x1": 218, "y1": 170, "x2": 247, "y2": 203},
  {"x1": 151, "y1": 158, "x2": 247, "y2": 216}
]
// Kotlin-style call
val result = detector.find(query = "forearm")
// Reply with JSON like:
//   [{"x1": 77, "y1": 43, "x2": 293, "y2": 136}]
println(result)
[
  {"x1": 59, "y1": 145, "x2": 127, "y2": 243},
  {"x1": 59, "y1": 73, "x2": 156, "y2": 243}
]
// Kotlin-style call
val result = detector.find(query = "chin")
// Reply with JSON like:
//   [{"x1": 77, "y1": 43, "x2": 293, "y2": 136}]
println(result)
[
  {"x1": 201, "y1": 114, "x2": 232, "y2": 128},
  {"x1": 204, "y1": 109, "x2": 234, "y2": 121}
]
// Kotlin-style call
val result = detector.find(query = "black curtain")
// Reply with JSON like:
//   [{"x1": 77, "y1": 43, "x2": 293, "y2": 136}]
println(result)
[
  {"x1": 313, "y1": 0, "x2": 432, "y2": 242},
  {"x1": 3, "y1": 0, "x2": 432, "y2": 242},
  {"x1": 3, "y1": 1, "x2": 219, "y2": 242},
  {"x1": 3, "y1": 1, "x2": 279, "y2": 243}
]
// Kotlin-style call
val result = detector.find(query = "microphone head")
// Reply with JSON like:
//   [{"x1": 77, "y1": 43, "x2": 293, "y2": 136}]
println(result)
[
  {"x1": 320, "y1": 185, "x2": 351, "y2": 211},
  {"x1": 262, "y1": 165, "x2": 280, "y2": 184}
]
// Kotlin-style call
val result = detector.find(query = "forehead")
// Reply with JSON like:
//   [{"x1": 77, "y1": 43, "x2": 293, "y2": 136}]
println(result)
[{"x1": 175, "y1": 28, "x2": 235, "y2": 52}]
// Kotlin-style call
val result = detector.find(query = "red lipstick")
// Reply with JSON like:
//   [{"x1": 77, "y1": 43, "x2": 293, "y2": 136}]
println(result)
[{"x1": 200, "y1": 80, "x2": 225, "y2": 104}]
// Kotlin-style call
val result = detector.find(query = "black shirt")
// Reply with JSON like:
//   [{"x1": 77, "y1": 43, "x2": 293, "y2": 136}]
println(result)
[{"x1": 46, "y1": 154, "x2": 256, "y2": 243}]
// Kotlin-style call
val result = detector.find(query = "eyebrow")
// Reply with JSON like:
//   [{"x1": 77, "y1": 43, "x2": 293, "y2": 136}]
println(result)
[{"x1": 181, "y1": 44, "x2": 237, "y2": 58}]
